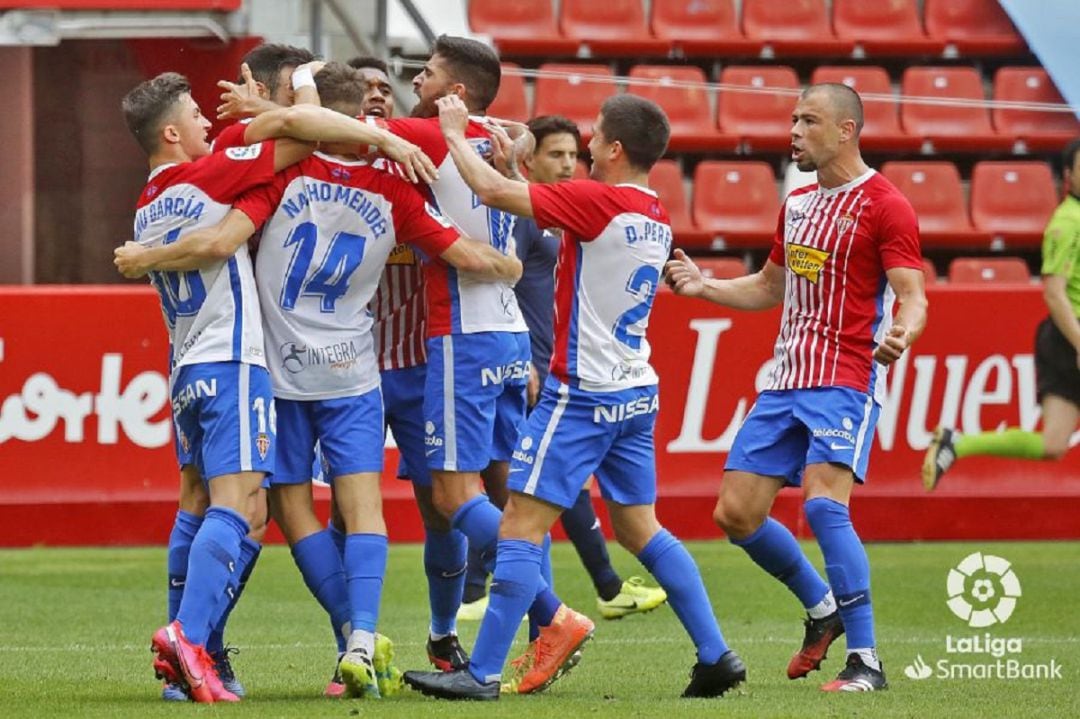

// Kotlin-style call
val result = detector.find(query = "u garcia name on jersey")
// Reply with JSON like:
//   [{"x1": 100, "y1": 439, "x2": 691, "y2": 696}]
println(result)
[
  {"x1": 135, "y1": 195, "x2": 205, "y2": 242},
  {"x1": 593, "y1": 394, "x2": 660, "y2": 424},
  {"x1": 281, "y1": 181, "x2": 389, "y2": 237}
]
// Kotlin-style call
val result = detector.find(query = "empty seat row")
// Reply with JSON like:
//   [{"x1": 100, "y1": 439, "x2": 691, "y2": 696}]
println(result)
[
  {"x1": 489, "y1": 64, "x2": 1079, "y2": 155},
  {"x1": 646, "y1": 160, "x2": 1059, "y2": 252},
  {"x1": 470, "y1": 0, "x2": 1026, "y2": 60},
  {"x1": 684, "y1": 256, "x2": 1034, "y2": 284}
]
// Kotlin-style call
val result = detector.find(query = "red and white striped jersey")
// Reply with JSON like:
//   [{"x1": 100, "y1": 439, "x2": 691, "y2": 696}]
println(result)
[
  {"x1": 766, "y1": 170, "x2": 922, "y2": 404},
  {"x1": 370, "y1": 245, "x2": 427, "y2": 370}
]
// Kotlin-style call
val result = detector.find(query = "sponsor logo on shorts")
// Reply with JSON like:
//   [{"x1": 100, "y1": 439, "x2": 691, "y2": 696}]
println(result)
[
  {"x1": 172, "y1": 377, "x2": 218, "y2": 415},
  {"x1": 812, "y1": 427, "x2": 856, "y2": 445},
  {"x1": 480, "y1": 359, "x2": 530, "y2": 387},
  {"x1": 593, "y1": 394, "x2": 660, "y2": 423}
]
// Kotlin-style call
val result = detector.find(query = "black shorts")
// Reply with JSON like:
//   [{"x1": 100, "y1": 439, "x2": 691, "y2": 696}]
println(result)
[{"x1": 1035, "y1": 317, "x2": 1080, "y2": 406}]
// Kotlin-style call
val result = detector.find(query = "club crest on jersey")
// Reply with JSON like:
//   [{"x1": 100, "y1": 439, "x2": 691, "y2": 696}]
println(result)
[
  {"x1": 836, "y1": 211, "x2": 855, "y2": 236},
  {"x1": 786, "y1": 242, "x2": 831, "y2": 284},
  {"x1": 255, "y1": 432, "x2": 271, "y2": 460},
  {"x1": 225, "y1": 144, "x2": 263, "y2": 161}
]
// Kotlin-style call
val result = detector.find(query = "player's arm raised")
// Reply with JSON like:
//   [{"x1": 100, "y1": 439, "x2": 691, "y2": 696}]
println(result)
[
  {"x1": 114, "y1": 209, "x2": 257, "y2": 277},
  {"x1": 873, "y1": 266, "x2": 928, "y2": 366},
  {"x1": 243, "y1": 104, "x2": 436, "y2": 184},
  {"x1": 437, "y1": 94, "x2": 533, "y2": 217},
  {"x1": 665, "y1": 248, "x2": 786, "y2": 310}
]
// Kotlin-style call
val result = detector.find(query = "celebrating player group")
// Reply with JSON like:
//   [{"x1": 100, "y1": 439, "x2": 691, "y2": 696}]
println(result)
[{"x1": 115, "y1": 31, "x2": 925, "y2": 705}]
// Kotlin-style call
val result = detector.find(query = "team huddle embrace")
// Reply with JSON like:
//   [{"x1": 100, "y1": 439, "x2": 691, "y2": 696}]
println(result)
[{"x1": 117, "y1": 32, "x2": 927, "y2": 704}]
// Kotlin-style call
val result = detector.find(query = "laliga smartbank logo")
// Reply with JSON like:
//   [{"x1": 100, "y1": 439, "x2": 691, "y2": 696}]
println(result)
[{"x1": 904, "y1": 552, "x2": 1062, "y2": 682}]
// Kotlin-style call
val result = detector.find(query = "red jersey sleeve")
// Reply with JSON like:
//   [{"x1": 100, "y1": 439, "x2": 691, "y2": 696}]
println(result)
[
  {"x1": 377, "y1": 117, "x2": 450, "y2": 165},
  {"x1": 386, "y1": 176, "x2": 458, "y2": 258},
  {"x1": 210, "y1": 120, "x2": 252, "y2": 153},
  {"x1": 232, "y1": 171, "x2": 288, "y2": 229},
  {"x1": 768, "y1": 200, "x2": 788, "y2": 266},
  {"x1": 875, "y1": 192, "x2": 923, "y2": 271},
  {"x1": 183, "y1": 141, "x2": 277, "y2": 203},
  {"x1": 529, "y1": 180, "x2": 618, "y2": 241}
]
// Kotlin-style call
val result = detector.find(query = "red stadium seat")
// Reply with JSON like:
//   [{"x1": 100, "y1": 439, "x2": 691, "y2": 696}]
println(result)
[
  {"x1": 881, "y1": 161, "x2": 990, "y2": 249},
  {"x1": 649, "y1": 0, "x2": 763, "y2": 58},
  {"x1": 468, "y1": 0, "x2": 578, "y2": 57},
  {"x1": 627, "y1": 65, "x2": 737, "y2": 152},
  {"x1": 559, "y1": 0, "x2": 671, "y2": 57},
  {"x1": 692, "y1": 161, "x2": 780, "y2": 250},
  {"x1": 695, "y1": 257, "x2": 748, "y2": 279},
  {"x1": 924, "y1": 0, "x2": 1026, "y2": 56},
  {"x1": 970, "y1": 161, "x2": 1059, "y2": 250},
  {"x1": 648, "y1": 159, "x2": 710, "y2": 248},
  {"x1": 486, "y1": 63, "x2": 529, "y2": 123},
  {"x1": 740, "y1": 0, "x2": 854, "y2": 57},
  {"x1": 900, "y1": 66, "x2": 1015, "y2": 152},
  {"x1": 810, "y1": 66, "x2": 922, "y2": 152},
  {"x1": 533, "y1": 64, "x2": 616, "y2": 142},
  {"x1": 717, "y1": 65, "x2": 801, "y2": 153},
  {"x1": 992, "y1": 67, "x2": 1080, "y2": 153},
  {"x1": 948, "y1": 257, "x2": 1031, "y2": 284},
  {"x1": 831, "y1": 0, "x2": 946, "y2": 57}
]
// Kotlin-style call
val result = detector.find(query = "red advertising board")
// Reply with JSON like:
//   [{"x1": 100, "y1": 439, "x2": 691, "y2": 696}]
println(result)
[{"x1": 0, "y1": 284, "x2": 1076, "y2": 545}]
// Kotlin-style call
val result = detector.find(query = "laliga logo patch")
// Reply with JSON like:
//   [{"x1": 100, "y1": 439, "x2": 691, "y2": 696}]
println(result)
[
  {"x1": 225, "y1": 144, "x2": 263, "y2": 161},
  {"x1": 786, "y1": 242, "x2": 831, "y2": 284},
  {"x1": 947, "y1": 552, "x2": 1021, "y2": 628},
  {"x1": 256, "y1": 432, "x2": 271, "y2": 460},
  {"x1": 468, "y1": 137, "x2": 494, "y2": 160},
  {"x1": 424, "y1": 203, "x2": 453, "y2": 229}
]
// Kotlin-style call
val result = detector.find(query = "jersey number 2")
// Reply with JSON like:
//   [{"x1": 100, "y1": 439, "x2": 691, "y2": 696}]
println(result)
[
  {"x1": 280, "y1": 221, "x2": 367, "y2": 312},
  {"x1": 613, "y1": 265, "x2": 659, "y2": 350}
]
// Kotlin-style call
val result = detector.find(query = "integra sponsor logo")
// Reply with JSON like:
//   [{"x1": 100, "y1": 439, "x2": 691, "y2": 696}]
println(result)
[
  {"x1": 280, "y1": 341, "x2": 360, "y2": 373},
  {"x1": 593, "y1": 395, "x2": 659, "y2": 423}
]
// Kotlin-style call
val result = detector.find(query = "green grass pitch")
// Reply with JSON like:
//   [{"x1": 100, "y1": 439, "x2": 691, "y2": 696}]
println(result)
[{"x1": 1, "y1": 540, "x2": 1078, "y2": 718}]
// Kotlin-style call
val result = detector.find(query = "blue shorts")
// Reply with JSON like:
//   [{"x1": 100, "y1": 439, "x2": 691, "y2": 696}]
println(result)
[
  {"x1": 274, "y1": 387, "x2": 384, "y2": 486},
  {"x1": 424, "y1": 332, "x2": 529, "y2": 472},
  {"x1": 382, "y1": 364, "x2": 431, "y2": 486},
  {"x1": 508, "y1": 377, "x2": 659, "y2": 509},
  {"x1": 725, "y1": 387, "x2": 880, "y2": 485},
  {"x1": 171, "y1": 361, "x2": 275, "y2": 482}
]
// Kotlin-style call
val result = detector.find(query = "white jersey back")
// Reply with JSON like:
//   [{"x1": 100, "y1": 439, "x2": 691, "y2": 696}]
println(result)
[
  {"x1": 236, "y1": 153, "x2": 459, "y2": 400},
  {"x1": 132, "y1": 145, "x2": 277, "y2": 372},
  {"x1": 530, "y1": 180, "x2": 672, "y2": 392}
]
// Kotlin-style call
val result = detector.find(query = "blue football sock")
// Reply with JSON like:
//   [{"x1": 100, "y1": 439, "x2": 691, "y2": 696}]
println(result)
[
  {"x1": 804, "y1": 497, "x2": 874, "y2": 649},
  {"x1": 424, "y1": 528, "x2": 467, "y2": 636},
  {"x1": 462, "y1": 544, "x2": 489, "y2": 604},
  {"x1": 730, "y1": 517, "x2": 830, "y2": 610},
  {"x1": 638, "y1": 528, "x2": 728, "y2": 665},
  {"x1": 450, "y1": 495, "x2": 502, "y2": 576},
  {"x1": 167, "y1": 510, "x2": 202, "y2": 622},
  {"x1": 345, "y1": 533, "x2": 389, "y2": 633},
  {"x1": 328, "y1": 520, "x2": 347, "y2": 562},
  {"x1": 292, "y1": 530, "x2": 351, "y2": 653},
  {"x1": 469, "y1": 539, "x2": 543, "y2": 683},
  {"x1": 207, "y1": 537, "x2": 260, "y2": 655},
  {"x1": 176, "y1": 506, "x2": 248, "y2": 646},
  {"x1": 528, "y1": 534, "x2": 555, "y2": 642},
  {"x1": 561, "y1": 490, "x2": 622, "y2": 600}
]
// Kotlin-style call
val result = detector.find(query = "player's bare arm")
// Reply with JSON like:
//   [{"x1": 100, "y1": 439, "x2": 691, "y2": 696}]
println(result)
[
  {"x1": 873, "y1": 266, "x2": 928, "y2": 366},
  {"x1": 113, "y1": 209, "x2": 256, "y2": 278},
  {"x1": 1043, "y1": 273, "x2": 1080, "y2": 369},
  {"x1": 243, "y1": 103, "x2": 436, "y2": 184},
  {"x1": 439, "y1": 236, "x2": 523, "y2": 284},
  {"x1": 437, "y1": 94, "x2": 533, "y2": 217},
  {"x1": 665, "y1": 248, "x2": 786, "y2": 310}
]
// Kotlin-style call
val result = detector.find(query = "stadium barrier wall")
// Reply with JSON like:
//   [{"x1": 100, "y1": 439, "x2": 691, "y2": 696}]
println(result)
[{"x1": 0, "y1": 284, "x2": 1076, "y2": 546}]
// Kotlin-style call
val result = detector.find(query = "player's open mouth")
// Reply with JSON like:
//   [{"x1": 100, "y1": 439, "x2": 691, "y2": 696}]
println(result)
[
  {"x1": 365, "y1": 106, "x2": 386, "y2": 118},
  {"x1": 791, "y1": 146, "x2": 804, "y2": 161}
]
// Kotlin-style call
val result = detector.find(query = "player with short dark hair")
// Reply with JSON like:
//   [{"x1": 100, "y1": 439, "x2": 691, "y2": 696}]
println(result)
[
  {"x1": 666, "y1": 82, "x2": 928, "y2": 692},
  {"x1": 402, "y1": 92, "x2": 744, "y2": 701}
]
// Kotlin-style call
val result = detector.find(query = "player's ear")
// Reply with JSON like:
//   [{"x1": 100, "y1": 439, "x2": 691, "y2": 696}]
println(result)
[
  {"x1": 161, "y1": 121, "x2": 181, "y2": 146},
  {"x1": 254, "y1": 81, "x2": 270, "y2": 100},
  {"x1": 451, "y1": 83, "x2": 468, "y2": 104}
]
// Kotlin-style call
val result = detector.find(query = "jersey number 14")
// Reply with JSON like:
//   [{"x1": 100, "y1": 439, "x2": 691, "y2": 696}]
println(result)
[{"x1": 280, "y1": 221, "x2": 367, "y2": 313}]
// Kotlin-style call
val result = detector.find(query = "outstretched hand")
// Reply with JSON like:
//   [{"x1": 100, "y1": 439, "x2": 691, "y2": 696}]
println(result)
[
  {"x1": 663, "y1": 248, "x2": 706, "y2": 298},
  {"x1": 873, "y1": 324, "x2": 911, "y2": 366},
  {"x1": 217, "y1": 63, "x2": 269, "y2": 120},
  {"x1": 378, "y1": 133, "x2": 438, "y2": 184}
]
